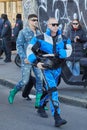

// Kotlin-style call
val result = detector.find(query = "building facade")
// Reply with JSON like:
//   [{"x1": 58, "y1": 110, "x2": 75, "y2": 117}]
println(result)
[
  {"x1": 0, "y1": 0, "x2": 37, "y2": 27},
  {"x1": 0, "y1": 0, "x2": 23, "y2": 27}
]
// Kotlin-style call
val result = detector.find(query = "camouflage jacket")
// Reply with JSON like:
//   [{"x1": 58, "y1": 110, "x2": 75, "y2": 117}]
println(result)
[{"x1": 16, "y1": 26, "x2": 40, "y2": 62}]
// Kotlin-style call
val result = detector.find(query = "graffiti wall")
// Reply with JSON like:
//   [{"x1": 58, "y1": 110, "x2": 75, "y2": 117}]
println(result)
[
  {"x1": 22, "y1": 0, "x2": 38, "y2": 27},
  {"x1": 37, "y1": 0, "x2": 87, "y2": 32}
]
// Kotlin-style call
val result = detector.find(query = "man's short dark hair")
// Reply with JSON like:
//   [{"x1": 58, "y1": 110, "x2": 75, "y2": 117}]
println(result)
[{"x1": 28, "y1": 14, "x2": 37, "y2": 20}]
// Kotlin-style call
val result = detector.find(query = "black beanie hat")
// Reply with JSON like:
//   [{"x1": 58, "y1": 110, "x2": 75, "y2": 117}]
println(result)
[
  {"x1": 16, "y1": 14, "x2": 22, "y2": 19},
  {"x1": 1, "y1": 14, "x2": 7, "y2": 20}
]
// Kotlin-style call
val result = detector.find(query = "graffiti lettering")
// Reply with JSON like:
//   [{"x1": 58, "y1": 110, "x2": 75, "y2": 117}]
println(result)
[{"x1": 38, "y1": 0, "x2": 87, "y2": 32}]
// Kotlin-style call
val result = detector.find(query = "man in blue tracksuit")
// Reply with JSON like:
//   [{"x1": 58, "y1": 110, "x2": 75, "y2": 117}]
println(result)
[{"x1": 27, "y1": 18, "x2": 72, "y2": 127}]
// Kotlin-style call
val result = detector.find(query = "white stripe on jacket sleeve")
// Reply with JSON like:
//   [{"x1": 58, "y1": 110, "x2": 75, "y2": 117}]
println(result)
[{"x1": 66, "y1": 44, "x2": 72, "y2": 57}]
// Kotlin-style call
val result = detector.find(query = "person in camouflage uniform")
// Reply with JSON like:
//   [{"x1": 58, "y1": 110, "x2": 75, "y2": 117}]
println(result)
[{"x1": 8, "y1": 14, "x2": 43, "y2": 107}]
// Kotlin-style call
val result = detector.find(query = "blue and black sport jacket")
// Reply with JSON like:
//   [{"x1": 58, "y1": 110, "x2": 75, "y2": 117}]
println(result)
[{"x1": 27, "y1": 28, "x2": 72, "y2": 69}]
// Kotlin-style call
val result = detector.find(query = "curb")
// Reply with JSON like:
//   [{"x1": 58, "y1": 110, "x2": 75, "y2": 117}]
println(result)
[
  {"x1": 59, "y1": 94, "x2": 87, "y2": 109},
  {"x1": 0, "y1": 78, "x2": 16, "y2": 88},
  {"x1": 0, "y1": 78, "x2": 87, "y2": 109}
]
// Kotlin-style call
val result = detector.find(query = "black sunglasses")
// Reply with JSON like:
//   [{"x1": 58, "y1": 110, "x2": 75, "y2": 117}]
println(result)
[
  {"x1": 51, "y1": 23, "x2": 59, "y2": 27},
  {"x1": 31, "y1": 19, "x2": 38, "y2": 22},
  {"x1": 72, "y1": 23, "x2": 79, "y2": 25}
]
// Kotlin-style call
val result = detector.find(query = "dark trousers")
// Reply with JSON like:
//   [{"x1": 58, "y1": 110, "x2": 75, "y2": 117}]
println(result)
[
  {"x1": 22, "y1": 75, "x2": 36, "y2": 98},
  {"x1": 2, "y1": 39, "x2": 12, "y2": 60},
  {"x1": 22, "y1": 74, "x2": 46, "y2": 98},
  {"x1": 82, "y1": 67, "x2": 87, "y2": 80},
  {"x1": 0, "y1": 39, "x2": 3, "y2": 56}
]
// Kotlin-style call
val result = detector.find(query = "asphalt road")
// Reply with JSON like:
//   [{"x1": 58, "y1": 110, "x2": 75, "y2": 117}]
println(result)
[
  {"x1": 0, "y1": 84, "x2": 87, "y2": 130},
  {"x1": 0, "y1": 52, "x2": 87, "y2": 109}
]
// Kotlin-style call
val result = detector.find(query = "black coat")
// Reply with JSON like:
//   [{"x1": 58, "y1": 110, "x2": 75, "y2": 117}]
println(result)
[
  {"x1": 66, "y1": 25, "x2": 87, "y2": 62},
  {"x1": 12, "y1": 19, "x2": 23, "y2": 41},
  {"x1": 1, "y1": 19, "x2": 12, "y2": 41}
]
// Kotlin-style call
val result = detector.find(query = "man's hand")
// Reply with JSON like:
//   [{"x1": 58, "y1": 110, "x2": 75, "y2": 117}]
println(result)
[
  {"x1": 74, "y1": 36, "x2": 80, "y2": 42},
  {"x1": 24, "y1": 58, "x2": 29, "y2": 64},
  {"x1": 12, "y1": 34, "x2": 14, "y2": 37},
  {"x1": 37, "y1": 62, "x2": 45, "y2": 69}
]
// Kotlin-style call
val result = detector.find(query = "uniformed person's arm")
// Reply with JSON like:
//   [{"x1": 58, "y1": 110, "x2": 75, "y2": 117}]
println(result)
[
  {"x1": 1, "y1": 22, "x2": 9, "y2": 37},
  {"x1": 13, "y1": 21, "x2": 22, "y2": 38}
]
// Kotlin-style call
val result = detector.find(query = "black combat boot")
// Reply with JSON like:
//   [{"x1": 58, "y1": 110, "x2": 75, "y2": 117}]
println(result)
[
  {"x1": 37, "y1": 106, "x2": 48, "y2": 118},
  {"x1": 54, "y1": 112, "x2": 67, "y2": 127},
  {"x1": 4, "y1": 59, "x2": 11, "y2": 62}
]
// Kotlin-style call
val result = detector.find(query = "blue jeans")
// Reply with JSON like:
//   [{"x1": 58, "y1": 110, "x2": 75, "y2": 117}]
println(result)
[
  {"x1": 33, "y1": 66, "x2": 43, "y2": 94},
  {"x1": 15, "y1": 63, "x2": 43, "y2": 94},
  {"x1": 66, "y1": 61, "x2": 80, "y2": 76}
]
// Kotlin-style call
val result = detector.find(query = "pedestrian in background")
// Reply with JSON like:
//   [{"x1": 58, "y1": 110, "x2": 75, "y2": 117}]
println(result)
[
  {"x1": 0, "y1": 16, "x2": 3, "y2": 37},
  {"x1": 27, "y1": 17, "x2": 72, "y2": 127},
  {"x1": 8, "y1": 14, "x2": 43, "y2": 108},
  {"x1": 0, "y1": 16, "x2": 4, "y2": 58},
  {"x1": 65, "y1": 18, "x2": 87, "y2": 76},
  {"x1": 1, "y1": 14, "x2": 12, "y2": 62},
  {"x1": 11, "y1": 14, "x2": 23, "y2": 50},
  {"x1": 12, "y1": 14, "x2": 23, "y2": 43}
]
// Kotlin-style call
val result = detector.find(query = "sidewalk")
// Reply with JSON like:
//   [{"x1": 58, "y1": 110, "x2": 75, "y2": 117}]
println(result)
[
  {"x1": 0, "y1": 52, "x2": 21, "y2": 87},
  {"x1": 0, "y1": 52, "x2": 87, "y2": 109}
]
